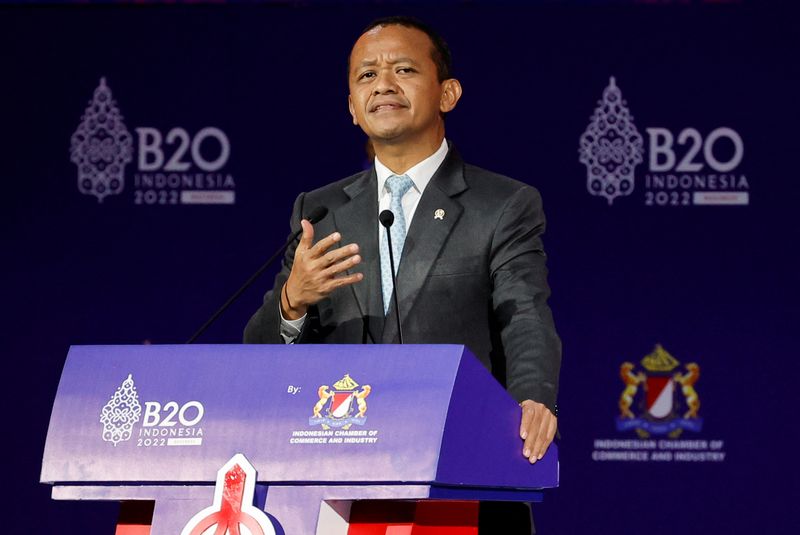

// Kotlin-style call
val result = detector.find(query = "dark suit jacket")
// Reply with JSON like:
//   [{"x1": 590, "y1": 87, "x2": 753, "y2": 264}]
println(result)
[{"x1": 244, "y1": 146, "x2": 561, "y2": 412}]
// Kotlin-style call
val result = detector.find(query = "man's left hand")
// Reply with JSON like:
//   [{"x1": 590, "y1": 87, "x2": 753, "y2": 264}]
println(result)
[{"x1": 519, "y1": 400, "x2": 557, "y2": 464}]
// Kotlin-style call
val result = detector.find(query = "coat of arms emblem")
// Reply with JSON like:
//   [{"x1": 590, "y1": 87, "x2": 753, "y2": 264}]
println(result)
[
  {"x1": 309, "y1": 374, "x2": 371, "y2": 430},
  {"x1": 616, "y1": 345, "x2": 702, "y2": 438}
]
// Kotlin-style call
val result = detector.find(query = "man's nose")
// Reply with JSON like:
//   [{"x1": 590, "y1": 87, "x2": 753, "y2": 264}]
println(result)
[{"x1": 373, "y1": 70, "x2": 399, "y2": 94}]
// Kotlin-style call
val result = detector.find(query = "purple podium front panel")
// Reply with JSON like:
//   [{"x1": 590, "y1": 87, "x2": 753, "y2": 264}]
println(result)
[
  {"x1": 41, "y1": 344, "x2": 558, "y2": 533},
  {"x1": 43, "y1": 344, "x2": 453, "y2": 484}
]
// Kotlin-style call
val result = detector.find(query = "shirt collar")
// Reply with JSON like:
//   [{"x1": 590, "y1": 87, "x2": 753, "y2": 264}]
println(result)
[{"x1": 375, "y1": 138, "x2": 449, "y2": 196}]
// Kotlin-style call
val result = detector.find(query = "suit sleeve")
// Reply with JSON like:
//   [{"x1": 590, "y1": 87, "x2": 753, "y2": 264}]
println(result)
[
  {"x1": 243, "y1": 193, "x2": 307, "y2": 344},
  {"x1": 489, "y1": 185, "x2": 561, "y2": 413}
]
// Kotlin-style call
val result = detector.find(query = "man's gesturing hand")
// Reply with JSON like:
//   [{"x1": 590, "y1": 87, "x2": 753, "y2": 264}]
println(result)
[
  {"x1": 281, "y1": 219, "x2": 364, "y2": 319},
  {"x1": 519, "y1": 400, "x2": 557, "y2": 464}
]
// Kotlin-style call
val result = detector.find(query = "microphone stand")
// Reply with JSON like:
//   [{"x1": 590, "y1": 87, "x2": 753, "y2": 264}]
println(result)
[{"x1": 380, "y1": 210, "x2": 403, "y2": 344}]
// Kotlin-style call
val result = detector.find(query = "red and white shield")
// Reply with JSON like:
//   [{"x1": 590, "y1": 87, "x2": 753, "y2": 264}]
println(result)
[
  {"x1": 329, "y1": 392, "x2": 354, "y2": 418},
  {"x1": 645, "y1": 376, "x2": 674, "y2": 419}
]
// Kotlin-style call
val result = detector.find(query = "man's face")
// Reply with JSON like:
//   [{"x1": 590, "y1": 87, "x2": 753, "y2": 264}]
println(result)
[{"x1": 348, "y1": 25, "x2": 454, "y2": 145}]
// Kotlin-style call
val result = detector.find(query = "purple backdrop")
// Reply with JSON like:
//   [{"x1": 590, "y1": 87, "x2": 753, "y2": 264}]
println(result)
[{"x1": 2, "y1": 1, "x2": 797, "y2": 533}]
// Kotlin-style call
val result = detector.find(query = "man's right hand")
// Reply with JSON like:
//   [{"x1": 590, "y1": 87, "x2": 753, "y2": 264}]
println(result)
[{"x1": 281, "y1": 219, "x2": 363, "y2": 319}]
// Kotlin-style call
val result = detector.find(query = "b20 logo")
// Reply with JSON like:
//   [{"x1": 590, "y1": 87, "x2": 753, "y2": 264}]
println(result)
[
  {"x1": 135, "y1": 127, "x2": 230, "y2": 172},
  {"x1": 646, "y1": 127, "x2": 743, "y2": 173},
  {"x1": 142, "y1": 400, "x2": 205, "y2": 427}
]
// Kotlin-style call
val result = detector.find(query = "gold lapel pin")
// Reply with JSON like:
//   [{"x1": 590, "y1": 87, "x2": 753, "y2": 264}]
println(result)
[{"x1": 434, "y1": 209, "x2": 445, "y2": 220}]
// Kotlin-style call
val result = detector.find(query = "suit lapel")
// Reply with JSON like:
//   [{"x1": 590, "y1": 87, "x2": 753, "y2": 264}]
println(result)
[
  {"x1": 334, "y1": 169, "x2": 383, "y2": 342},
  {"x1": 381, "y1": 148, "x2": 468, "y2": 343}
]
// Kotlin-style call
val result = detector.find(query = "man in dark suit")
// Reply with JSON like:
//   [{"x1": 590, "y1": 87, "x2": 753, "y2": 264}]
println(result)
[{"x1": 244, "y1": 17, "x2": 560, "y2": 531}]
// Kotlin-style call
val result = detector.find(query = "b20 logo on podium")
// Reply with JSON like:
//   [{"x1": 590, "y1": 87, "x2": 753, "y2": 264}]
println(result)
[{"x1": 100, "y1": 374, "x2": 206, "y2": 447}]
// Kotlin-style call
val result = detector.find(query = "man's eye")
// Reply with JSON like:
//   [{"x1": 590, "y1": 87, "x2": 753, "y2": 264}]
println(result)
[
  {"x1": 397, "y1": 67, "x2": 415, "y2": 74},
  {"x1": 359, "y1": 71, "x2": 375, "y2": 80}
]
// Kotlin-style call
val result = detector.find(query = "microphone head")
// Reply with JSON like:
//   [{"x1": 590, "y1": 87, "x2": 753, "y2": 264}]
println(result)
[
  {"x1": 379, "y1": 210, "x2": 395, "y2": 228},
  {"x1": 305, "y1": 206, "x2": 329, "y2": 224}
]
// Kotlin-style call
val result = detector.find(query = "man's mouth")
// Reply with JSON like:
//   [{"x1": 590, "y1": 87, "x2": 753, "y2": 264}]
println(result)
[{"x1": 371, "y1": 103, "x2": 405, "y2": 112}]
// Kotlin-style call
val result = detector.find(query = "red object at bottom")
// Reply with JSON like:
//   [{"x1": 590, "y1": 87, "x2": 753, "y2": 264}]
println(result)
[
  {"x1": 115, "y1": 526, "x2": 151, "y2": 535},
  {"x1": 112, "y1": 498, "x2": 478, "y2": 534},
  {"x1": 348, "y1": 500, "x2": 479, "y2": 535},
  {"x1": 115, "y1": 501, "x2": 153, "y2": 535}
]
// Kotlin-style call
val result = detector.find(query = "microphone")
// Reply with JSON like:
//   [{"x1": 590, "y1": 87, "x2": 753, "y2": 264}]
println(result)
[
  {"x1": 187, "y1": 205, "x2": 329, "y2": 343},
  {"x1": 379, "y1": 209, "x2": 403, "y2": 344}
]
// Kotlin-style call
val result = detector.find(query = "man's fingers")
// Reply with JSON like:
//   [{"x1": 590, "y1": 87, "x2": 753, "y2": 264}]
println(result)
[
  {"x1": 291, "y1": 223, "x2": 365, "y2": 303},
  {"x1": 298, "y1": 219, "x2": 315, "y2": 251},
  {"x1": 318, "y1": 243, "x2": 360, "y2": 269},
  {"x1": 520, "y1": 400, "x2": 542, "y2": 459},
  {"x1": 523, "y1": 408, "x2": 544, "y2": 460},
  {"x1": 530, "y1": 413, "x2": 554, "y2": 462},
  {"x1": 321, "y1": 249, "x2": 362, "y2": 277},
  {"x1": 325, "y1": 272, "x2": 364, "y2": 291},
  {"x1": 519, "y1": 402, "x2": 535, "y2": 440},
  {"x1": 519, "y1": 401, "x2": 558, "y2": 464},
  {"x1": 548, "y1": 416, "x2": 557, "y2": 442},
  {"x1": 308, "y1": 231, "x2": 342, "y2": 258},
  {"x1": 322, "y1": 273, "x2": 364, "y2": 295}
]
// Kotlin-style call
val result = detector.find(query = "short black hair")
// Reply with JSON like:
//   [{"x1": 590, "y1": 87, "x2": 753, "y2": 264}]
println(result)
[{"x1": 358, "y1": 16, "x2": 453, "y2": 82}]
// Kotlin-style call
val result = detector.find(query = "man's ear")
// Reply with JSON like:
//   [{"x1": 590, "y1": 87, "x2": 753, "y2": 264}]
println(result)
[
  {"x1": 348, "y1": 95, "x2": 358, "y2": 125},
  {"x1": 440, "y1": 79, "x2": 463, "y2": 113}
]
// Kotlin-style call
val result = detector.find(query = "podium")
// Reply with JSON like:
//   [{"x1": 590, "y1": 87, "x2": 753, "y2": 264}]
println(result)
[{"x1": 41, "y1": 344, "x2": 558, "y2": 534}]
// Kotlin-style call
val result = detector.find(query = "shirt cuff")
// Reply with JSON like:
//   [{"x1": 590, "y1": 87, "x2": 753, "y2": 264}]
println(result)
[{"x1": 279, "y1": 302, "x2": 306, "y2": 344}]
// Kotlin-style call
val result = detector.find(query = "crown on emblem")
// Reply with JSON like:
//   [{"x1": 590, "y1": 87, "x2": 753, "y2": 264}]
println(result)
[
  {"x1": 333, "y1": 374, "x2": 359, "y2": 391},
  {"x1": 640, "y1": 344, "x2": 680, "y2": 372}
]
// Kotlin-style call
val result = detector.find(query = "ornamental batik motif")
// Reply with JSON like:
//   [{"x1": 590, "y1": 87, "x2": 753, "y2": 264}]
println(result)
[
  {"x1": 70, "y1": 77, "x2": 133, "y2": 203},
  {"x1": 100, "y1": 374, "x2": 142, "y2": 446},
  {"x1": 579, "y1": 77, "x2": 644, "y2": 205}
]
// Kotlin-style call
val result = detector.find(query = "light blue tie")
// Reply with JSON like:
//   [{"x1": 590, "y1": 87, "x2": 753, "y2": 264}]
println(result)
[{"x1": 380, "y1": 174, "x2": 414, "y2": 314}]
